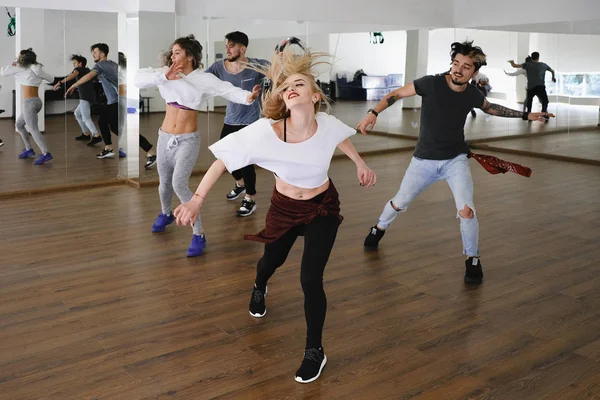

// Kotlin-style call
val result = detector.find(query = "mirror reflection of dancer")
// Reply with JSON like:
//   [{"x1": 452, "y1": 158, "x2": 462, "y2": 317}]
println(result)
[
  {"x1": 206, "y1": 31, "x2": 269, "y2": 216},
  {"x1": 359, "y1": 41, "x2": 553, "y2": 284},
  {"x1": 53, "y1": 54, "x2": 101, "y2": 144},
  {"x1": 1, "y1": 48, "x2": 54, "y2": 164},
  {"x1": 505, "y1": 56, "x2": 532, "y2": 113},
  {"x1": 509, "y1": 52, "x2": 556, "y2": 122},
  {"x1": 174, "y1": 48, "x2": 376, "y2": 383},
  {"x1": 66, "y1": 43, "x2": 120, "y2": 159},
  {"x1": 135, "y1": 35, "x2": 259, "y2": 257},
  {"x1": 118, "y1": 52, "x2": 156, "y2": 168}
]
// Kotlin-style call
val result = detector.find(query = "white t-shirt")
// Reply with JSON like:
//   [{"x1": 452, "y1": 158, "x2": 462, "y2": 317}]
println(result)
[
  {"x1": 134, "y1": 66, "x2": 252, "y2": 111},
  {"x1": 209, "y1": 112, "x2": 356, "y2": 189},
  {"x1": 0, "y1": 64, "x2": 54, "y2": 87}
]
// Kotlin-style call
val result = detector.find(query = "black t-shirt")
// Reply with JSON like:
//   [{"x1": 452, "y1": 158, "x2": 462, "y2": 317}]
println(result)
[
  {"x1": 74, "y1": 67, "x2": 96, "y2": 103},
  {"x1": 413, "y1": 74, "x2": 485, "y2": 160}
]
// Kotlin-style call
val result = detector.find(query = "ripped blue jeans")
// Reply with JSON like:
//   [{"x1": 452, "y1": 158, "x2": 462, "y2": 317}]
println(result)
[{"x1": 377, "y1": 153, "x2": 479, "y2": 257}]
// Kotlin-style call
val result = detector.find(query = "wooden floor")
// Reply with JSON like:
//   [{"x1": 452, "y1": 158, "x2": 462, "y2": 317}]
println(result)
[{"x1": 2, "y1": 151, "x2": 600, "y2": 399}]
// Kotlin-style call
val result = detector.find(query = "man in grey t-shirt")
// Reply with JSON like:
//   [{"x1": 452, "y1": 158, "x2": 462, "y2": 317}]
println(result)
[
  {"x1": 509, "y1": 52, "x2": 556, "y2": 121},
  {"x1": 206, "y1": 31, "x2": 269, "y2": 217},
  {"x1": 67, "y1": 43, "x2": 120, "y2": 158}
]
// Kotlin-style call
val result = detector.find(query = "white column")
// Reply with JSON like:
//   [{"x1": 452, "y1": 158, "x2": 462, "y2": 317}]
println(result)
[
  {"x1": 15, "y1": 8, "x2": 46, "y2": 131},
  {"x1": 118, "y1": 11, "x2": 140, "y2": 180},
  {"x1": 515, "y1": 32, "x2": 530, "y2": 103},
  {"x1": 402, "y1": 29, "x2": 429, "y2": 109}
]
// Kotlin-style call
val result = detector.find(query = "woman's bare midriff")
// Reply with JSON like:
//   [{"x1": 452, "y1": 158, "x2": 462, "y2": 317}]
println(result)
[
  {"x1": 160, "y1": 105, "x2": 199, "y2": 134},
  {"x1": 22, "y1": 85, "x2": 39, "y2": 99},
  {"x1": 275, "y1": 176, "x2": 329, "y2": 201}
]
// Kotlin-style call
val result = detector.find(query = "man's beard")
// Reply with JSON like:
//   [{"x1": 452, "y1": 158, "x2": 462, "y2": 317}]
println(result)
[
  {"x1": 227, "y1": 54, "x2": 240, "y2": 62},
  {"x1": 451, "y1": 76, "x2": 467, "y2": 86}
]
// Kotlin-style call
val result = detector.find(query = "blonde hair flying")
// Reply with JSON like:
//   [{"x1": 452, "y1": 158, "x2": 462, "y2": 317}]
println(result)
[{"x1": 251, "y1": 47, "x2": 331, "y2": 120}]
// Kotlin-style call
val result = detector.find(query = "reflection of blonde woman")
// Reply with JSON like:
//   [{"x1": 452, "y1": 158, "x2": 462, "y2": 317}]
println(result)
[
  {"x1": 134, "y1": 35, "x2": 259, "y2": 257},
  {"x1": 1, "y1": 48, "x2": 54, "y2": 164},
  {"x1": 174, "y1": 49, "x2": 376, "y2": 383}
]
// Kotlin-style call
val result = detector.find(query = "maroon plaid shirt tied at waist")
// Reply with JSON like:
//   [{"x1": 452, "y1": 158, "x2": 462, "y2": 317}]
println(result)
[{"x1": 244, "y1": 180, "x2": 342, "y2": 244}]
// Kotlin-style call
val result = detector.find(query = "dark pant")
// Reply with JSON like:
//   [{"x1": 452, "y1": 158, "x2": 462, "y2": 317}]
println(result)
[
  {"x1": 254, "y1": 213, "x2": 340, "y2": 349},
  {"x1": 220, "y1": 123, "x2": 257, "y2": 195},
  {"x1": 526, "y1": 85, "x2": 549, "y2": 114},
  {"x1": 140, "y1": 134, "x2": 153, "y2": 152},
  {"x1": 98, "y1": 103, "x2": 119, "y2": 146}
]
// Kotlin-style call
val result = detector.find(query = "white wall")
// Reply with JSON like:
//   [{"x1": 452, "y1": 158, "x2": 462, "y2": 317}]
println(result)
[
  {"x1": 0, "y1": 7, "x2": 16, "y2": 117},
  {"x1": 329, "y1": 31, "x2": 406, "y2": 79},
  {"x1": 139, "y1": 11, "x2": 176, "y2": 112}
]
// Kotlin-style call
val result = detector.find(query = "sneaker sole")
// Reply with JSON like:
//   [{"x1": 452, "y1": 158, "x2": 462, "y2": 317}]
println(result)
[
  {"x1": 294, "y1": 355, "x2": 327, "y2": 384},
  {"x1": 97, "y1": 154, "x2": 115, "y2": 159},
  {"x1": 227, "y1": 189, "x2": 246, "y2": 201},
  {"x1": 237, "y1": 205, "x2": 257, "y2": 217},
  {"x1": 145, "y1": 161, "x2": 157, "y2": 169},
  {"x1": 249, "y1": 309, "x2": 266, "y2": 318},
  {"x1": 0, "y1": 142, "x2": 4, "y2": 147}
]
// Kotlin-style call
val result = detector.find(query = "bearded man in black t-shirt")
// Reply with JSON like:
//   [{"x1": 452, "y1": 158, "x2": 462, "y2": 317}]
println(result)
[{"x1": 357, "y1": 40, "x2": 553, "y2": 284}]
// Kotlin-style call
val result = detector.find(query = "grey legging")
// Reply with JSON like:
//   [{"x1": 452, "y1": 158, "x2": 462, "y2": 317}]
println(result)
[
  {"x1": 74, "y1": 99, "x2": 99, "y2": 135},
  {"x1": 16, "y1": 97, "x2": 48, "y2": 153},
  {"x1": 157, "y1": 129, "x2": 203, "y2": 235}
]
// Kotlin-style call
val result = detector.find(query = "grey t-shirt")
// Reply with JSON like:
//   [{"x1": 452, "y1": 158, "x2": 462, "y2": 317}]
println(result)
[
  {"x1": 522, "y1": 61, "x2": 551, "y2": 90},
  {"x1": 206, "y1": 58, "x2": 268, "y2": 125},
  {"x1": 93, "y1": 59, "x2": 119, "y2": 105},
  {"x1": 413, "y1": 74, "x2": 485, "y2": 160}
]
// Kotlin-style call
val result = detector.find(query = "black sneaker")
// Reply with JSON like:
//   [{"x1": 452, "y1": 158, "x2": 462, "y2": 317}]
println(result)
[
  {"x1": 237, "y1": 198, "x2": 257, "y2": 217},
  {"x1": 0, "y1": 139, "x2": 4, "y2": 147},
  {"x1": 226, "y1": 183, "x2": 246, "y2": 200},
  {"x1": 464, "y1": 257, "x2": 483, "y2": 284},
  {"x1": 97, "y1": 148, "x2": 115, "y2": 159},
  {"x1": 364, "y1": 225, "x2": 385, "y2": 249},
  {"x1": 87, "y1": 135, "x2": 103, "y2": 146},
  {"x1": 75, "y1": 133, "x2": 91, "y2": 141},
  {"x1": 145, "y1": 155, "x2": 157, "y2": 169},
  {"x1": 295, "y1": 347, "x2": 327, "y2": 384},
  {"x1": 249, "y1": 285, "x2": 267, "y2": 318}
]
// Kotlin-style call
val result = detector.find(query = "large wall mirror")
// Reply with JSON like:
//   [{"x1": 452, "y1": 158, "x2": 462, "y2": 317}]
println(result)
[{"x1": 0, "y1": 7, "x2": 123, "y2": 196}]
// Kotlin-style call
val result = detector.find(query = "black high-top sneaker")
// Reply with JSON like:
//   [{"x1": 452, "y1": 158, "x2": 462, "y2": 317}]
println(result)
[
  {"x1": 295, "y1": 347, "x2": 327, "y2": 383},
  {"x1": 464, "y1": 256, "x2": 483, "y2": 284},
  {"x1": 364, "y1": 225, "x2": 386, "y2": 249},
  {"x1": 249, "y1": 285, "x2": 267, "y2": 318}
]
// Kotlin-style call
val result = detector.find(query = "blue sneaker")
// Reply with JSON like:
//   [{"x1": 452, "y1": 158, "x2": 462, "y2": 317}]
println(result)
[
  {"x1": 18, "y1": 148, "x2": 35, "y2": 159},
  {"x1": 119, "y1": 148, "x2": 126, "y2": 158},
  {"x1": 34, "y1": 152, "x2": 53, "y2": 165},
  {"x1": 186, "y1": 234, "x2": 206, "y2": 257},
  {"x1": 151, "y1": 213, "x2": 175, "y2": 233}
]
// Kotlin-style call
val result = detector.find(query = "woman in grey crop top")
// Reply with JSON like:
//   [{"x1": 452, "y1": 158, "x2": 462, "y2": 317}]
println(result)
[{"x1": 173, "y1": 48, "x2": 376, "y2": 384}]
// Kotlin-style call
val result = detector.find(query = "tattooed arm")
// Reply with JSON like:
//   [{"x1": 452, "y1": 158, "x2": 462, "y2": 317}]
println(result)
[
  {"x1": 480, "y1": 99, "x2": 555, "y2": 122},
  {"x1": 356, "y1": 83, "x2": 417, "y2": 134}
]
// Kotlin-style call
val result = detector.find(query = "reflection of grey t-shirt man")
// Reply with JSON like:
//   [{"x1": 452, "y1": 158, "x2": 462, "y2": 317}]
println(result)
[
  {"x1": 509, "y1": 52, "x2": 556, "y2": 118},
  {"x1": 66, "y1": 43, "x2": 120, "y2": 158},
  {"x1": 205, "y1": 30, "x2": 269, "y2": 218}
]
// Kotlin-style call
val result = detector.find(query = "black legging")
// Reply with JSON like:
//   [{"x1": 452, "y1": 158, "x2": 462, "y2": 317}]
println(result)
[
  {"x1": 526, "y1": 85, "x2": 549, "y2": 114},
  {"x1": 99, "y1": 103, "x2": 153, "y2": 152},
  {"x1": 98, "y1": 103, "x2": 119, "y2": 145},
  {"x1": 220, "y1": 124, "x2": 257, "y2": 195},
  {"x1": 254, "y1": 213, "x2": 340, "y2": 349}
]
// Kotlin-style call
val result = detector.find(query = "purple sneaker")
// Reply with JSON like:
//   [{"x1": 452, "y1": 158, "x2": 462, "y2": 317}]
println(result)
[
  {"x1": 186, "y1": 234, "x2": 206, "y2": 257},
  {"x1": 34, "y1": 152, "x2": 53, "y2": 165},
  {"x1": 119, "y1": 148, "x2": 126, "y2": 158},
  {"x1": 18, "y1": 148, "x2": 35, "y2": 159},
  {"x1": 151, "y1": 213, "x2": 175, "y2": 233}
]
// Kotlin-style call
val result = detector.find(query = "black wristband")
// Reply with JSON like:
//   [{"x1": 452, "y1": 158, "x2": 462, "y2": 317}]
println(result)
[
  {"x1": 367, "y1": 109, "x2": 379, "y2": 117},
  {"x1": 522, "y1": 111, "x2": 529, "y2": 120}
]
